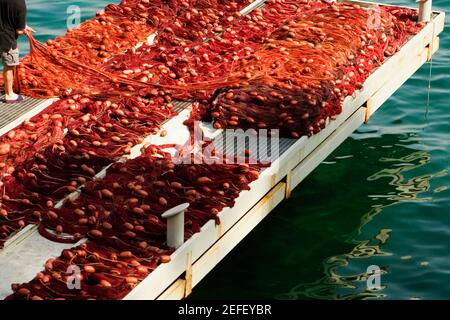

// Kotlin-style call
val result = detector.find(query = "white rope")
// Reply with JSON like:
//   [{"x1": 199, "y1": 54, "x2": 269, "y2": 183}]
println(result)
[{"x1": 425, "y1": 19, "x2": 436, "y2": 119}]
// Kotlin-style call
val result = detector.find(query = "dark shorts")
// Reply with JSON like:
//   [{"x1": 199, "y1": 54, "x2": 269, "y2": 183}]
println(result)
[{"x1": 1, "y1": 48, "x2": 20, "y2": 67}]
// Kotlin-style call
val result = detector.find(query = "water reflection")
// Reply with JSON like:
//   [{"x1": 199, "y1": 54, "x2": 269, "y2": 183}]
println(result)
[{"x1": 277, "y1": 149, "x2": 448, "y2": 300}]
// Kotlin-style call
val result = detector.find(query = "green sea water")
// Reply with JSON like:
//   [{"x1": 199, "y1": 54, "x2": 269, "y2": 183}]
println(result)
[{"x1": 20, "y1": 0, "x2": 450, "y2": 300}]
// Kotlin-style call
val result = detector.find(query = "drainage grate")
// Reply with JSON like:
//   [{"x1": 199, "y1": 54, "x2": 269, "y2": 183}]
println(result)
[
  {"x1": 172, "y1": 100, "x2": 192, "y2": 113},
  {"x1": 212, "y1": 130, "x2": 296, "y2": 165},
  {"x1": 0, "y1": 95, "x2": 53, "y2": 136}
]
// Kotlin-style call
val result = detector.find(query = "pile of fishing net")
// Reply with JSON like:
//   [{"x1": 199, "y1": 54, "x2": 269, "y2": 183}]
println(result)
[
  {"x1": 0, "y1": 0, "x2": 426, "y2": 300},
  {"x1": 0, "y1": 0, "x2": 423, "y2": 248},
  {"x1": 9, "y1": 0, "x2": 253, "y2": 98},
  {"x1": 0, "y1": 94, "x2": 174, "y2": 246},
  {"x1": 94, "y1": 1, "x2": 423, "y2": 138},
  {"x1": 6, "y1": 145, "x2": 261, "y2": 300},
  {"x1": 195, "y1": 2, "x2": 422, "y2": 137},
  {"x1": 0, "y1": 0, "x2": 255, "y2": 247}
]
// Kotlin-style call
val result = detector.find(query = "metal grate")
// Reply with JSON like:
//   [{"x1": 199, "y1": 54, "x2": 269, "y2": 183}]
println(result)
[
  {"x1": 0, "y1": 95, "x2": 52, "y2": 136},
  {"x1": 172, "y1": 100, "x2": 192, "y2": 113},
  {"x1": 212, "y1": 130, "x2": 296, "y2": 165}
]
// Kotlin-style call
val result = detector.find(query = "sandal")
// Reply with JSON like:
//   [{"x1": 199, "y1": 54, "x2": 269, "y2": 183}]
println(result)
[{"x1": 5, "y1": 95, "x2": 25, "y2": 104}]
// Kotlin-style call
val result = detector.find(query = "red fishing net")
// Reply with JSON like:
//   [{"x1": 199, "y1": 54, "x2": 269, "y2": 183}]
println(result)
[
  {"x1": 0, "y1": 0, "x2": 425, "y2": 300},
  {"x1": 0, "y1": 0, "x2": 253, "y2": 245},
  {"x1": 6, "y1": 0, "x2": 253, "y2": 98},
  {"x1": 7, "y1": 144, "x2": 261, "y2": 300}
]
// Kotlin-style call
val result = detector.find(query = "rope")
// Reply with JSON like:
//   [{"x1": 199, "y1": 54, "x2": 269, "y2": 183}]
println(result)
[{"x1": 425, "y1": 19, "x2": 435, "y2": 120}]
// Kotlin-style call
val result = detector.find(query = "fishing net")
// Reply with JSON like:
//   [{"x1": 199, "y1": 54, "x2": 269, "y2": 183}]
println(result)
[
  {"x1": 0, "y1": 0, "x2": 254, "y2": 245},
  {"x1": 0, "y1": 0, "x2": 425, "y2": 300},
  {"x1": 7, "y1": 144, "x2": 261, "y2": 300},
  {"x1": 195, "y1": 2, "x2": 422, "y2": 137},
  {"x1": 3, "y1": 0, "x2": 253, "y2": 98}
]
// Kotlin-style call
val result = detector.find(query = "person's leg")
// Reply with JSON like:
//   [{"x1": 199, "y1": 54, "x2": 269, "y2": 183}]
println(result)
[
  {"x1": 2, "y1": 48, "x2": 21, "y2": 101},
  {"x1": 3, "y1": 65, "x2": 18, "y2": 100}
]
